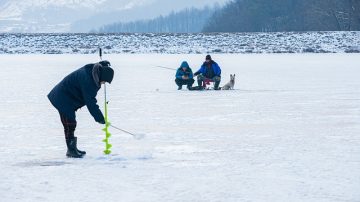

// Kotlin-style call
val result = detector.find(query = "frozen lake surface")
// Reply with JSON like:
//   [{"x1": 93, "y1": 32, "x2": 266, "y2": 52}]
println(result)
[{"x1": 0, "y1": 54, "x2": 359, "y2": 201}]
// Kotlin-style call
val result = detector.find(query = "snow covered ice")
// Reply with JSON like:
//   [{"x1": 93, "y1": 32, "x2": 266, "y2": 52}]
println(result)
[
  {"x1": 0, "y1": 32, "x2": 360, "y2": 54},
  {"x1": 0, "y1": 54, "x2": 359, "y2": 202}
]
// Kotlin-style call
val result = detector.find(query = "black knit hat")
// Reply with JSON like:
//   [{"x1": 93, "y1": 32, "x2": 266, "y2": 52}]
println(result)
[
  {"x1": 100, "y1": 66, "x2": 114, "y2": 84},
  {"x1": 206, "y1": 55, "x2": 212, "y2": 60},
  {"x1": 99, "y1": 60, "x2": 111, "y2": 67}
]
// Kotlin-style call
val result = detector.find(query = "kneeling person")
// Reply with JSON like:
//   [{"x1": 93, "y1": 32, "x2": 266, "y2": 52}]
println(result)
[
  {"x1": 175, "y1": 61, "x2": 195, "y2": 90},
  {"x1": 194, "y1": 55, "x2": 221, "y2": 90}
]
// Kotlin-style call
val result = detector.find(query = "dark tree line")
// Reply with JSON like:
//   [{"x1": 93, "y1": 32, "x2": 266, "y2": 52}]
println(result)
[
  {"x1": 203, "y1": 0, "x2": 360, "y2": 32},
  {"x1": 97, "y1": 6, "x2": 216, "y2": 33},
  {"x1": 96, "y1": 0, "x2": 360, "y2": 33}
]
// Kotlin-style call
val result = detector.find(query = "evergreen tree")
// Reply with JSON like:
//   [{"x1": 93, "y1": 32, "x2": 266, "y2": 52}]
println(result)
[
  {"x1": 203, "y1": 0, "x2": 360, "y2": 32},
  {"x1": 97, "y1": 6, "x2": 217, "y2": 33}
]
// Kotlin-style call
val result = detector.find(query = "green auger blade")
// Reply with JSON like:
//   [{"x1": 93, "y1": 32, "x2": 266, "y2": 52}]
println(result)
[
  {"x1": 106, "y1": 143, "x2": 112, "y2": 150},
  {"x1": 103, "y1": 84, "x2": 112, "y2": 155}
]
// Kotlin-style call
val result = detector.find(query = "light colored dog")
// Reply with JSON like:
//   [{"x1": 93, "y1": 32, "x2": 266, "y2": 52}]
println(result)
[{"x1": 221, "y1": 74, "x2": 235, "y2": 90}]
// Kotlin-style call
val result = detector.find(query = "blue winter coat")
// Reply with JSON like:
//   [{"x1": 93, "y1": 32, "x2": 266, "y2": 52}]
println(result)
[
  {"x1": 48, "y1": 64, "x2": 105, "y2": 123},
  {"x1": 194, "y1": 61, "x2": 221, "y2": 78},
  {"x1": 175, "y1": 61, "x2": 193, "y2": 79}
]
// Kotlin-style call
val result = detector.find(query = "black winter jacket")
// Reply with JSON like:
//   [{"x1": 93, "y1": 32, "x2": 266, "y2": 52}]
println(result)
[{"x1": 48, "y1": 64, "x2": 105, "y2": 123}]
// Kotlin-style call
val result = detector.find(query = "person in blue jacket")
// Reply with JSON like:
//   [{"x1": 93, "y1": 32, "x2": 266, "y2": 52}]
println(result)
[
  {"x1": 194, "y1": 55, "x2": 221, "y2": 90},
  {"x1": 175, "y1": 61, "x2": 194, "y2": 90},
  {"x1": 48, "y1": 61, "x2": 114, "y2": 158}
]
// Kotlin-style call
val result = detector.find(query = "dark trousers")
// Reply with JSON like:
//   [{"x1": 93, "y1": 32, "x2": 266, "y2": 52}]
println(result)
[
  {"x1": 60, "y1": 113, "x2": 77, "y2": 140},
  {"x1": 197, "y1": 75, "x2": 221, "y2": 88},
  {"x1": 175, "y1": 78, "x2": 195, "y2": 88}
]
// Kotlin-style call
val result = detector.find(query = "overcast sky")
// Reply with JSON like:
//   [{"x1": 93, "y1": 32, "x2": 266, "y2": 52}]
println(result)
[{"x1": 0, "y1": 0, "x2": 231, "y2": 32}]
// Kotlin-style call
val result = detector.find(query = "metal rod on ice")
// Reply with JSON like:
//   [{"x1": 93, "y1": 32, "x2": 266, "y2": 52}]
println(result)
[
  {"x1": 109, "y1": 125, "x2": 136, "y2": 137},
  {"x1": 109, "y1": 124, "x2": 145, "y2": 140},
  {"x1": 155, "y1": 65, "x2": 176, "y2": 70}
]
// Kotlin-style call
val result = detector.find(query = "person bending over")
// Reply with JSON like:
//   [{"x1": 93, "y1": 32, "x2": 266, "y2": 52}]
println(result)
[{"x1": 48, "y1": 61, "x2": 114, "y2": 158}]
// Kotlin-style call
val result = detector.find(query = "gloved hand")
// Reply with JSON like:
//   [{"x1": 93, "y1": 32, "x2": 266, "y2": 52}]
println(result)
[{"x1": 99, "y1": 119, "x2": 106, "y2": 124}]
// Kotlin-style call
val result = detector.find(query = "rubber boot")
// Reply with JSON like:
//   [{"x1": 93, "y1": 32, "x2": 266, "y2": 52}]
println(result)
[
  {"x1": 197, "y1": 79, "x2": 202, "y2": 87},
  {"x1": 214, "y1": 81, "x2": 221, "y2": 90},
  {"x1": 70, "y1": 137, "x2": 86, "y2": 155},
  {"x1": 66, "y1": 137, "x2": 85, "y2": 158},
  {"x1": 76, "y1": 143, "x2": 86, "y2": 155}
]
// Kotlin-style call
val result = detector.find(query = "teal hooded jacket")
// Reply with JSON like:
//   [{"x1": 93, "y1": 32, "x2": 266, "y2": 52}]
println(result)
[{"x1": 175, "y1": 61, "x2": 194, "y2": 79}]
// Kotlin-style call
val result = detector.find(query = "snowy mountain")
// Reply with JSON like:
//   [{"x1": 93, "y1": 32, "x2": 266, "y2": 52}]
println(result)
[
  {"x1": 0, "y1": 0, "x2": 228, "y2": 33},
  {"x1": 0, "y1": 0, "x2": 106, "y2": 32}
]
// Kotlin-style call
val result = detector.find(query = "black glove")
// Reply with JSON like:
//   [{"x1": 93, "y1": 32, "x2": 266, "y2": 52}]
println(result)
[{"x1": 99, "y1": 119, "x2": 106, "y2": 124}]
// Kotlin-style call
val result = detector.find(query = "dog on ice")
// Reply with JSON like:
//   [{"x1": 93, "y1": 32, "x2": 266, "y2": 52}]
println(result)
[{"x1": 221, "y1": 74, "x2": 235, "y2": 90}]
